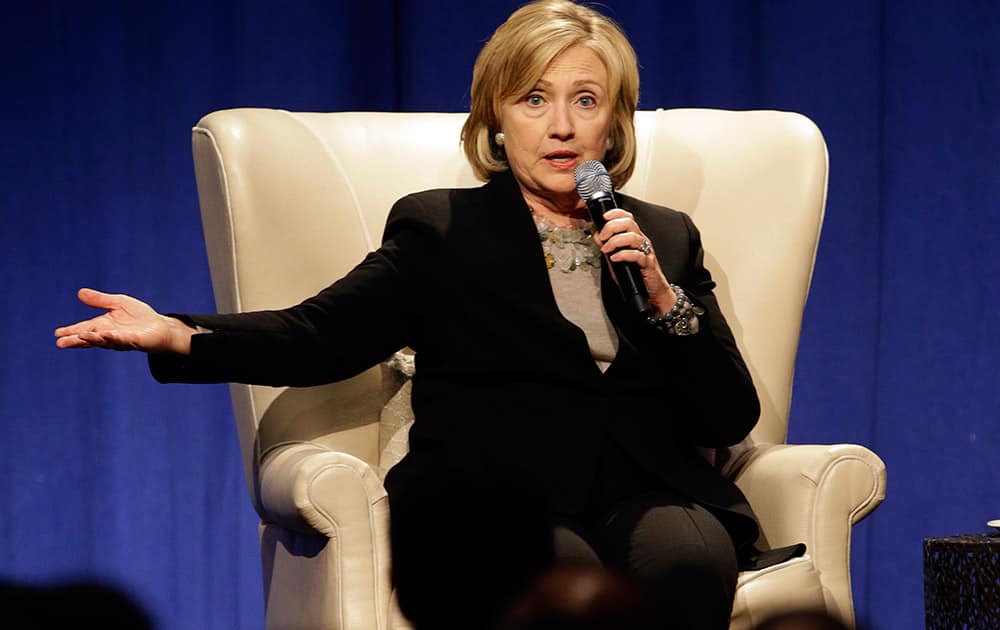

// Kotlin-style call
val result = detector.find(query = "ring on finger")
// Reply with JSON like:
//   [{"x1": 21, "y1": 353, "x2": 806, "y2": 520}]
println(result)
[{"x1": 639, "y1": 238, "x2": 652, "y2": 255}]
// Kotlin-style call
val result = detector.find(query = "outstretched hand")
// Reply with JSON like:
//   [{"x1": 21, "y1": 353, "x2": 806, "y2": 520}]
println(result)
[{"x1": 54, "y1": 288, "x2": 194, "y2": 354}]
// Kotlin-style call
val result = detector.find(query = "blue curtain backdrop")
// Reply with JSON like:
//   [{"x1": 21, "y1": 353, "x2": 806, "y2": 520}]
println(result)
[{"x1": 2, "y1": 1, "x2": 997, "y2": 628}]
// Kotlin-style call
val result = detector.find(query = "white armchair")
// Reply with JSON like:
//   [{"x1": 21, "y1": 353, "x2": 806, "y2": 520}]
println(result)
[{"x1": 191, "y1": 108, "x2": 886, "y2": 629}]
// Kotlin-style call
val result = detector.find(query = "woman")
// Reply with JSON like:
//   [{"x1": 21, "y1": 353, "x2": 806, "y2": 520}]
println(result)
[{"x1": 56, "y1": 1, "x2": 800, "y2": 627}]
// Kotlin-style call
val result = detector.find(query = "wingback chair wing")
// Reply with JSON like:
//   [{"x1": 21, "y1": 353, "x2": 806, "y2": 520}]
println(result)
[{"x1": 190, "y1": 108, "x2": 886, "y2": 630}]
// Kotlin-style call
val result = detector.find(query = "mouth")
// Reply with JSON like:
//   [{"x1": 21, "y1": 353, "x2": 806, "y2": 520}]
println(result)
[{"x1": 543, "y1": 151, "x2": 579, "y2": 169}]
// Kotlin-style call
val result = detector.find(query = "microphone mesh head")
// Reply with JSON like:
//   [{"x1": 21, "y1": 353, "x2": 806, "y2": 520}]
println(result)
[{"x1": 574, "y1": 160, "x2": 613, "y2": 200}]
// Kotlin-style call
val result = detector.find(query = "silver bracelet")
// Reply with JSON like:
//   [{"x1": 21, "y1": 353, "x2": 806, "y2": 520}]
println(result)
[{"x1": 646, "y1": 284, "x2": 703, "y2": 336}]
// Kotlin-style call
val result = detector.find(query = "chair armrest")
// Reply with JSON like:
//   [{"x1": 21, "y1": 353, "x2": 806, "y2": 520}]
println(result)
[
  {"x1": 733, "y1": 443, "x2": 886, "y2": 623},
  {"x1": 734, "y1": 443, "x2": 886, "y2": 551},
  {"x1": 257, "y1": 443, "x2": 395, "y2": 630},
  {"x1": 258, "y1": 442, "x2": 388, "y2": 537}
]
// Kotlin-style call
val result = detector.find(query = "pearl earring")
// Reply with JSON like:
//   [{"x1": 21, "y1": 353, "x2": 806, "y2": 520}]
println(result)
[
  {"x1": 606, "y1": 136, "x2": 613, "y2": 150},
  {"x1": 494, "y1": 132, "x2": 505, "y2": 146}
]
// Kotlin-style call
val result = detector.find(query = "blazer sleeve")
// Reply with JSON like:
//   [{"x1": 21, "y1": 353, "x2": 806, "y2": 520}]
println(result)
[
  {"x1": 148, "y1": 194, "x2": 439, "y2": 387},
  {"x1": 639, "y1": 212, "x2": 761, "y2": 448}
]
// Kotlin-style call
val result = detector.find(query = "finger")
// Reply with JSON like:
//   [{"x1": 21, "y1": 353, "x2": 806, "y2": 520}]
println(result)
[
  {"x1": 101, "y1": 329, "x2": 144, "y2": 351},
  {"x1": 77, "y1": 287, "x2": 122, "y2": 309},
  {"x1": 54, "y1": 315, "x2": 111, "y2": 337},
  {"x1": 75, "y1": 330, "x2": 135, "y2": 351},
  {"x1": 600, "y1": 231, "x2": 648, "y2": 255},
  {"x1": 601, "y1": 208, "x2": 633, "y2": 222},
  {"x1": 77, "y1": 330, "x2": 112, "y2": 348},
  {"x1": 598, "y1": 215, "x2": 639, "y2": 242},
  {"x1": 608, "y1": 249, "x2": 652, "y2": 266},
  {"x1": 92, "y1": 329, "x2": 142, "y2": 350},
  {"x1": 55, "y1": 334, "x2": 95, "y2": 349}
]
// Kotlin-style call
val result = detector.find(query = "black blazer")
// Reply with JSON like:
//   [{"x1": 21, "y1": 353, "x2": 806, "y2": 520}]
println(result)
[{"x1": 151, "y1": 169, "x2": 778, "y2": 564}]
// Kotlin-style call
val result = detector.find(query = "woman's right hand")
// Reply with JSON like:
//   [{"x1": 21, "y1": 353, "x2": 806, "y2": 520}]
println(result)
[{"x1": 54, "y1": 288, "x2": 195, "y2": 355}]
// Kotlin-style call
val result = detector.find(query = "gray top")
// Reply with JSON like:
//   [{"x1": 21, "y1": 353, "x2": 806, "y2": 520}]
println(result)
[{"x1": 534, "y1": 216, "x2": 619, "y2": 372}]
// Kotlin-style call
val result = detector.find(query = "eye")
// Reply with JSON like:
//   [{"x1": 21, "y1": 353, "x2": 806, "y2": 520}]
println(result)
[
  {"x1": 525, "y1": 93, "x2": 545, "y2": 106},
  {"x1": 578, "y1": 95, "x2": 596, "y2": 107}
]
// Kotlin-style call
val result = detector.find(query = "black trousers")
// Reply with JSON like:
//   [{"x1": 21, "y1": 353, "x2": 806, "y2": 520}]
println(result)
[
  {"x1": 390, "y1": 440, "x2": 739, "y2": 630},
  {"x1": 552, "y1": 440, "x2": 739, "y2": 630}
]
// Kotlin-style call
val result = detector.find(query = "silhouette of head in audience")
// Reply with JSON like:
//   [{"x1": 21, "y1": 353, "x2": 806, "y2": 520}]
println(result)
[
  {"x1": 495, "y1": 564, "x2": 659, "y2": 630},
  {"x1": 0, "y1": 580, "x2": 153, "y2": 629},
  {"x1": 754, "y1": 610, "x2": 852, "y2": 630}
]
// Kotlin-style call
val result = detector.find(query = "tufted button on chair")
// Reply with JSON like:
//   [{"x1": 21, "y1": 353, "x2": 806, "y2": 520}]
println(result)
[{"x1": 191, "y1": 108, "x2": 886, "y2": 630}]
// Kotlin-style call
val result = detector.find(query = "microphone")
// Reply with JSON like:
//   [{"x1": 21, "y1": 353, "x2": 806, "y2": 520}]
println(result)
[{"x1": 574, "y1": 160, "x2": 652, "y2": 316}]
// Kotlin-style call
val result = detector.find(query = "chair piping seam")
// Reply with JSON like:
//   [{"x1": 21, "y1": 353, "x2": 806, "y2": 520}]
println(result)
[
  {"x1": 810, "y1": 453, "x2": 884, "y2": 622},
  {"x1": 192, "y1": 124, "x2": 262, "y2": 494},
  {"x1": 306, "y1": 461, "x2": 384, "y2": 630},
  {"x1": 279, "y1": 111, "x2": 376, "y2": 251}
]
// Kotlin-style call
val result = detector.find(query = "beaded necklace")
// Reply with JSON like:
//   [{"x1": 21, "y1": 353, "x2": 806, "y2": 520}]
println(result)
[{"x1": 530, "y1": 210, "x2": 601, "y2": 273}]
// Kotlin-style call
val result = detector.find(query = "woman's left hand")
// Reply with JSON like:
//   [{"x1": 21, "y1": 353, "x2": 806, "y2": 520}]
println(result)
[{"x1": 594, "y1": 208, "x2": 676, "y2": 317}]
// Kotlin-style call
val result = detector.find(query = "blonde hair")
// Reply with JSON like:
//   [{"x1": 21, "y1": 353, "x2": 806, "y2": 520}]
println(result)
[{"x1": 461, "y1": 0, "x2": 639, "y2": 189}]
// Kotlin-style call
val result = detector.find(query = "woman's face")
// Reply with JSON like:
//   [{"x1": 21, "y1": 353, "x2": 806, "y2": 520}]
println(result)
[{"x1": 500, "y1": 45, "x2": 613, "y2": 210}]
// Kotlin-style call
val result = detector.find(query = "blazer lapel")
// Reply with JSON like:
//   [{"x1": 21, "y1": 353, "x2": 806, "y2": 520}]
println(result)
[{"x1": 481, "y1": 171, "x2": 628, "y2": 377}]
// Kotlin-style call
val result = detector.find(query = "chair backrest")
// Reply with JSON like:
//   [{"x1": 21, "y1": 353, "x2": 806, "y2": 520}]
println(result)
[{"x1": 192, "y1": 109, "x2": 827, "y2": 511}]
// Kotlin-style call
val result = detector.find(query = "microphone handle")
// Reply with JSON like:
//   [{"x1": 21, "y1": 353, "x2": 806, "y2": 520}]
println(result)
[{"x1": 585, "y1": 192, "x2": 652, "y2": 316}]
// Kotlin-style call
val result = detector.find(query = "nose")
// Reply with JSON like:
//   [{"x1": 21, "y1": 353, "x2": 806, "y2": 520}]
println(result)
[{"x1": 547, "y1": 101, "x2": 574, "y2": 140}]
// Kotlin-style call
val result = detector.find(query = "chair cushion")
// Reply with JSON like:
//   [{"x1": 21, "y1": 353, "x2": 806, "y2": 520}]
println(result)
[{"x1": 730, "y1": 555, "x2": 828, "y2": 630}]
